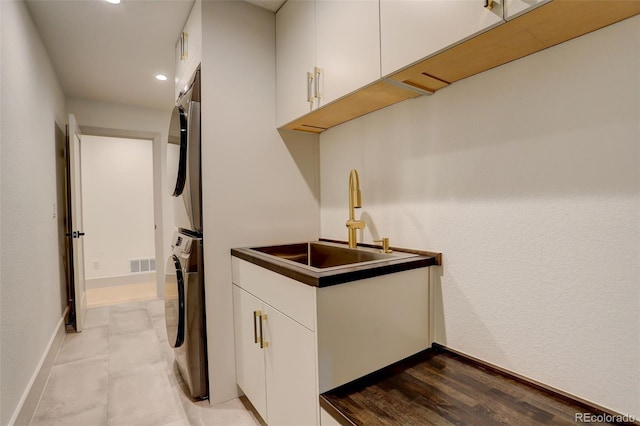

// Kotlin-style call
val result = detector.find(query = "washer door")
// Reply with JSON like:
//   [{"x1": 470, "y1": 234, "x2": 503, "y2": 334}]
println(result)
[
  {"x1": 164, "y1": 255, "x2": 185, "y2": 348},
  {"x1": 167, "y1": 105, "x2": 188, "y2": 197}
]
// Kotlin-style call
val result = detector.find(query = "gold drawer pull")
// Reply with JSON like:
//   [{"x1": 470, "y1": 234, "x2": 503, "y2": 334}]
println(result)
[
  {"x1": 253, "y1": 310, "x2": 261, "y2": 344},
  {"x1": 307, "y1": 72, "x2": 314, "y2": 104},
  {"x1": 259, "y1": 313, "x2": 268, "y2": 349}
]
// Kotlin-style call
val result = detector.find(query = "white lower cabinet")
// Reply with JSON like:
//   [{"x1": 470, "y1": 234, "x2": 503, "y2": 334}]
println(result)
[
  {"x1": 320, "y1": 407, "x2": 341, "y2": 426},
  {"x1": 233, "y1": 286, "x2": 267, "y2": 419},
  {"x1": 264, "y1": 304, "x2": 317, "y2": 425},
  {"x1": 232, "y1": 256, "x2": 431, "y2": 425},
  {"x1": 232, "y1": 259, "x2": 318, "y2": 426}
]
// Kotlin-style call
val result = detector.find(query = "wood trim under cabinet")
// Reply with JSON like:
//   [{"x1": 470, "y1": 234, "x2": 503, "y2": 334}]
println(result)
[
  {"x1": 280, "y1": 0, "x2": 640, "y2": 134},
  {"x1": 391, "y1": 0, "x2": 640, "y2": 85},
  {"x1": 280, "y1": 80, "x2": 420, "y2": 133}
]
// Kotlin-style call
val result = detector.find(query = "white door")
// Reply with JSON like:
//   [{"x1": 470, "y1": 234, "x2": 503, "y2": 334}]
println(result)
[
  {"x1": 68, "y1": 114, "x2": 87, "y2": 332},
  {"x1": 233, "y1": 285, "x2": 267, "y2": 421}
]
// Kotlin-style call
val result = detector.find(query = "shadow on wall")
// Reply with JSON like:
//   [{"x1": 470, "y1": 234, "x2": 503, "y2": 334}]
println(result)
[
  {"x1": 356, "y1": 210, "x2": 454, "y2": 354},
  {"x1": 428, "y1": 264, "x2": 520, "y2": 368},
  {"x1": 279, "y1": 129, "x2": 320, "y2": 204},
  {"x1": 359, "y1": 210, "x2": 429, "y2": 246},
  {"x1": 320, "y1": 27, "x2": 639, "y2": 206}
]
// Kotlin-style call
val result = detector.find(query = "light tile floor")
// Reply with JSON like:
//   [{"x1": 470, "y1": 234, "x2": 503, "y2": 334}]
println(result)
[{"x1": 30, "y1": 300, "x2": 263, "y2": 426}]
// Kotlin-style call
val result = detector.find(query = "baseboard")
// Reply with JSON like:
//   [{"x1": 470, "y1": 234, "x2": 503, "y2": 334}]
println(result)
[
  {"x1": 86, "y1": 272, "x2": 156, "y2": 289},
  {"x1": 10, "y1": 310, "x2": 68, "y2": 426}
]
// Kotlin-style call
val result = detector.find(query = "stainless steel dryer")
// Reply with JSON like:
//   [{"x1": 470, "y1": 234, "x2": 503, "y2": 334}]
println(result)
[
  {"x1": 164, "y1": 230, "x2": 208, "y2": 399},
  {"x1": 167, "y1": 67, "x2": 202, "y2": 234}
]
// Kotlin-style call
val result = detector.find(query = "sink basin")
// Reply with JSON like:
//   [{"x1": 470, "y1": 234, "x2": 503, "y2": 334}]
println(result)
[
  {"x1": 250, "y1": 241, "x2": 416, "y2": 271},
  {"x1": 233, "y1": 240, "x2": 437, "y2": 287}
]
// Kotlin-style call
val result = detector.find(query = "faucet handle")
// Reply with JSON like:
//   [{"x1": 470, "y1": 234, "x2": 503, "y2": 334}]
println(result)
[
  {"x1": 374, "y1": 237, "x2": 393, "y2": 254},
  {"x1": 346, "y1": 219, "x2": 366, "y2": 230}
]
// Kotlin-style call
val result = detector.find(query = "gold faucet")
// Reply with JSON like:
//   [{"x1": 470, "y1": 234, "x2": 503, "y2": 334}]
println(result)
[{"x1": 346, "y1": 169, "x2": 366, "y2": 248}]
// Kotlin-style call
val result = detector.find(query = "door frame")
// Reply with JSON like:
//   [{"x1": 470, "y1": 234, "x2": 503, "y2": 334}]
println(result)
[
  {"x1": 78, "y1": 126, "x2": 166, "y2": 300},
  {"x1": 67, "y1": 114, "x2": 87, "y2": 331}
]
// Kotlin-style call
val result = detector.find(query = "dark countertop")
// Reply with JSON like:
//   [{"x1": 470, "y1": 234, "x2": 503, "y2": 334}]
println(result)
[
  {"x1": 230, "y1": 239, "x2": 440, "y2": 288},
  {"x1": 320, "y1": 346, "x2": 622, "y2": 426}
]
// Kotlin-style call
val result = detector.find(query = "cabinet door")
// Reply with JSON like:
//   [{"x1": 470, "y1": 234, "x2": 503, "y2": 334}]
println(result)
[
  {"x1": 175, "y1": 37, "x2": 187, "y2": 99},
  {"x1": 504, "y1": 0, "x2": 550, "y2": 20},
  {"x1": 315, "y1": 0, "x2": 380, "y2": 106},
  {"x1": 380, "y1": 0, "x2": 505, "y2": 77},
  {"x1": 276, "y1": 0, "x2": 317, "y2": 127},
  {"x1": 175, "y1": 0, "x2": 202, "y2": 100},
  {"x1": 232, "y1": 285, "x2": 267, "y2": 421},
  {"x1": 264, "y1": 305, "x2": 318, "y2": 426}
]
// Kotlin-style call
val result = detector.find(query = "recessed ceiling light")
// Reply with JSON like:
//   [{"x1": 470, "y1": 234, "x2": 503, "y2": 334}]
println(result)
[
  {"x1": 155, "y1": 74, "x2": 168, "y2": 81},
  {"x1": 105, "y1": 0, "x2": 121, "y2": 4}
]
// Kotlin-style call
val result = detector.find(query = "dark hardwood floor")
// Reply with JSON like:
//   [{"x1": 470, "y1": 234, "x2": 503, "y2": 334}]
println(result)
[{"x1": 321, "y1": 346, "x2": 633, "y2": 426}]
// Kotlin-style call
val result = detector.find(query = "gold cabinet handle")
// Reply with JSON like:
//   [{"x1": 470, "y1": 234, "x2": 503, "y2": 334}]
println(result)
[
  {"x1": 180, "y1": 31, "x2": 188, "y2": 61},
  {"x1": 314, "y1": 66, "x2": 322, "y2": 100},
  {"x1": 307, "y1": 72, "x2": 314, "y2": 104},
  {"x1": 484, "y1": 0, "x2": 494, "y2": 10},
  {"x1": 259, "y1": 313, "x2": 268, "y2": 348},
  {"x1": 253, "y1": 310, "x2": 261, "y2": 344}
]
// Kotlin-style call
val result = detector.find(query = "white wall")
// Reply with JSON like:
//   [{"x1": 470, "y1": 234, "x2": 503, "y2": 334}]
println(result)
[
  {"x1": 0, "y1": 1, "x2": 67, "y2": 424},
  {"x1": 200, "y1": 1, "x2": 319, "y2": 404},
  {"x1": 66, "y1": 98, "x2": 173, "y2": 296},
  {"x1": 81, "y1": 135, "x2": 155, "y2": 279},
  {"x1": 320, "y1": 16, "x2": 639, "y2": 417}
]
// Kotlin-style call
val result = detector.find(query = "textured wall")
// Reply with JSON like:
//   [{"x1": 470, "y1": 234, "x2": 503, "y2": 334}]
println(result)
[
  {"x1": 319, "y1": 16, "x2": 639, "y2": 417},
  {"x1": 0, "y1": 1, "x2": 67, "y2": 423}
]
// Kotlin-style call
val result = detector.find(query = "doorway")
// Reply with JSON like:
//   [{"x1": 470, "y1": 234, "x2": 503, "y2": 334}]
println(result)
[{"x1": 80, "y1": 135, "x2": 157, "y2": 307}]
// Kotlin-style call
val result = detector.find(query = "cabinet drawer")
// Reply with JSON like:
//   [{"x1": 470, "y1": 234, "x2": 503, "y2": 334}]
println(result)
[{"x1": 232, "y1": 257, "x2": 316, "y2": 331}]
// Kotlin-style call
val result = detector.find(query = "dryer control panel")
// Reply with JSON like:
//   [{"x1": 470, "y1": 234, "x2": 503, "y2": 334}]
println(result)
[{"x1": 171, "y1": 231, "x2": 193, "y2": 256}]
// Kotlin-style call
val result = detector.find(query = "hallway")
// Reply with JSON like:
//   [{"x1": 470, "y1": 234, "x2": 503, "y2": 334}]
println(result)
[{"x1": 29, "y1": 300, "x2": 261, "y2": 426}]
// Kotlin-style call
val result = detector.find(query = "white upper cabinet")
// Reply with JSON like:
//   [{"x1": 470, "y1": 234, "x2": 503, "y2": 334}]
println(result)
[
  {"x1": 380, "y1": 0, "x2": 505, "y2": 77},
  {"x1": 276, "y1": 0, "x2": 317, "y2": 127},
  {"x1": 504, "y1": 0, "x2": 551, "y2": 20},
  {"x1": 175, "y1": 0, "x2": 202, "y2": 100},
  {"x1": 276, "y1": 0, "x2": 380, "y2": 127},
  {"x1": 315, "y1": 0, "x2": 380, "y2": 108}
]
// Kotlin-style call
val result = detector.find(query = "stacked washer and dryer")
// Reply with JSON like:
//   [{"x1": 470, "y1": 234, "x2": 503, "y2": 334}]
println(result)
[{"x1": 164, "y1": 67, "x2": 208, "y2": 400}]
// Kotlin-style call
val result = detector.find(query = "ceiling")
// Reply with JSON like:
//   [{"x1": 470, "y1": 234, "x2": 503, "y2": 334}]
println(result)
[{"x1": 25, "y1": 0, "x2": 285, "y2": 112}]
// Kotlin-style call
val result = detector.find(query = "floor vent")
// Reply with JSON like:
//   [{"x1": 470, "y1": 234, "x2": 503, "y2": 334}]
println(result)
[{"x1": 130, "y1": 257, "x2": 156, "y2": 273}]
